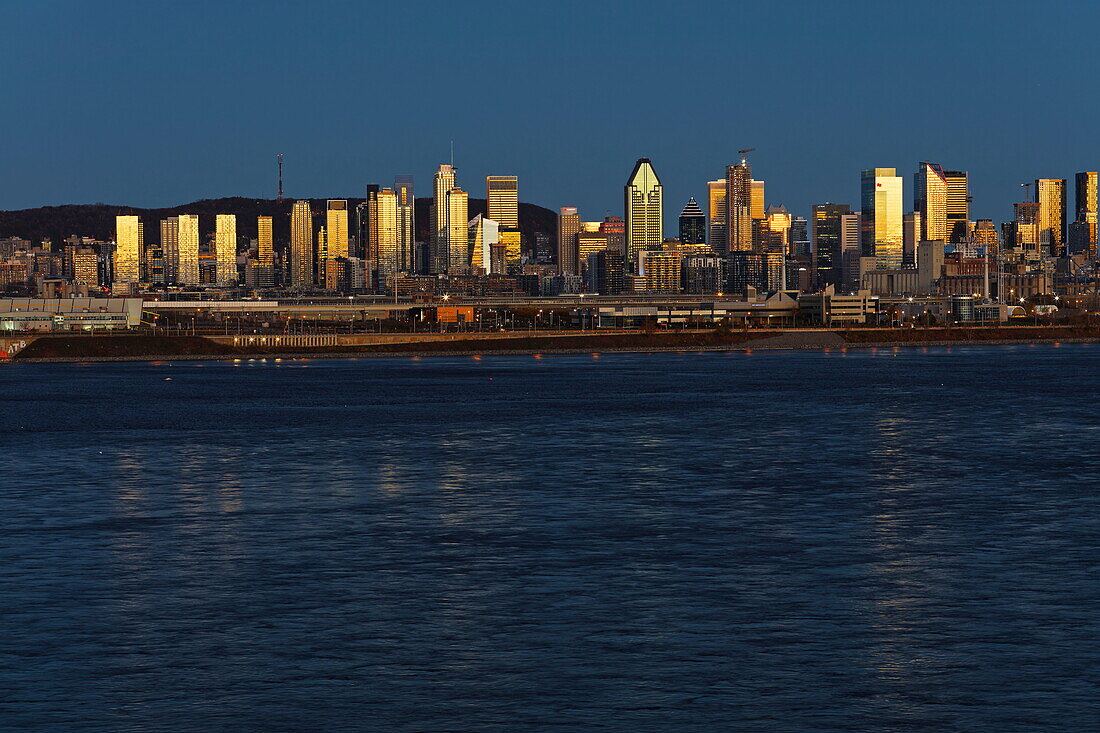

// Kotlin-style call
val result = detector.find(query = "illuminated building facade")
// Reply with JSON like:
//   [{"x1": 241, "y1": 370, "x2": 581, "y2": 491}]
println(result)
[
  {"x1": 486, "y1": 176, "x2": 519, "y2": 228},
  {"x1": 113, "y1": 215, "x2": 142, "y2": 286},
  {"x1": 214, "y1": 214, "x2": 237, "y2": 284},
  {"x1": 1035, "y1": 178, "x2": 1066, "y2": 255},
  {"x1": 326, "y1": 200, "x2": 349, "y2": 281},
  {"x1": 374, "y1": 188, "x2": 400, "y2": 286},
  {"x1": 707, "y1": 180, "x2": 726, "y2": 252},
  {"x1": 431, "y1": 164, "x2": 457, "y2": 273},
  {"x1": 468, "y1": 214, "x2": 498, "y2": 273},
  {"x1": 176, "y1": 214, "x2": 200, "y2": 285},
  {"x1": 257, "y1": 216, "x2": 275, "y2": 287},
  {"x1": 915, "y1": 162, "x2": 948, "y2": 241},
  {"x1": 725, "y1": 160, "x2": 752, "y2": 252},
  {"x1": 1072, "y1": 171, "x2": 1098, "y2": 257},
  {"x1": 557, "y1": 207, "x2": 581, "y2": 275},
  {"x1": 861, "y1": 168, "x2": 903, "y2": 269},
  {"x1": 395, "y1": 175, "x2": 414, "y2": 274},
  {"x1": 624, "y1": 158, "x2": 662, "y2": 269},
  {"x1": 290, "y1": 200, "x2": 314, "y2": 287},
  {"x1": 944, "y1": 170, "x2": 969, "y2": 242},
  {"x1": 445, "y1": 188, "x2": 468, "y2": 272},
  {"x1": 637, "y1": 250, "x2": 681, "y2": 293}
]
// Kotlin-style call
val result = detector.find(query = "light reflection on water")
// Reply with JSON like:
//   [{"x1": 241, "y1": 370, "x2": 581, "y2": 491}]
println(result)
[{"x1": 2, "y1": 344, "x2": 1100, "y2": 732}]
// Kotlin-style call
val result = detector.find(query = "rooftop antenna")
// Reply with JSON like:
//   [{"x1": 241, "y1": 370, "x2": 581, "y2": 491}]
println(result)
[
  {"x1": 277, "y1": 154, "x2": 285, "y2": 201},
  {"x1": 738, "y1": 148, "x2": 756, "y2": 164},
  {"x1": 450, "y1": 140, "x2": 454, "y2": 168}
]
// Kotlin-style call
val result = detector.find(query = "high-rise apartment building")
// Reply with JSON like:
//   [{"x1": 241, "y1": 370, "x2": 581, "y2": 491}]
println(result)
[
  {"x1": 1035, "y1": 178, "x2": 1067, "y2": 255},
  {"x1": 160, "y1": 217, "x2": 179, "y2": 283},
  {"x1": 577, "y1": 223, "x2": 609, "y2": 268},
  {"x1": 445, "y1": 188, "x2": 468, "y2": 272},
  {"x1": 914, "y1": 162, "x2": 948, "y2": 241},
  {"x1": 1071, "y1": 171, "x2": 1098, "y2": 257},
  {"x1": 944, "y1": 170, "x2": 969, "y2": 242},
  {"x1": 557, "y1": 207, "x2": 581, "y2": 275},
  {"x1": 72, "y1": 247, "x2": 98, "y2": 286},
  {"x1": 764, "y1": 205, "x2": 791, "y2": 255},
  {"x1": 725, "y1": 158, "x2": 753, "y2": 252},
  {"x1": 707, "y1": 180, "x2": 726, "y2": 250},
  {"x1": 750, "y1": 180, "x2": 765, "y2": 221},
  {"x1": 214, "y1": 214, "x2": 237, "y2": 284},
  {"x1": 637, "y1": 250, "x2": 682, "y2": 293},
  {"x1": 678, "y1": 197, "x2": 706, "y2": 245},
  {"x1": 624, "y1": 158, "x2": 662, "y2": 269},
  {"x1": 395, "y1": 175, "x2": 414, "y2": 274},
  {"x1": 486, "y1": 176, "x2": 519, "y2": 228},
  {"x1": 257, "y1": 216, "x2": 275, "y2": 287},
  {"x1": 860, "y1": 168, "x2": 903, "y2": 269},
  {"x1": 374, "y1": 188, "x2": 400, "y2": 286},
  {"x1": 600, "y1": 217, "x2": 625, "y2": 253},
  {"x1": 113, "y1": 215, "x2": 142, "y2": 286},
  {"x1": 176, "y1": 214, "x2": 200, "y2": 285},
  {"x1": 790, "y1": 217, "x2": 810, "y2": 257},
  {"x1": 290, "y1": 200, "x2": 314, "y2": 287},
  {"x1": 811, "y1": 203, "x2": 850, "y2": 287},
  {"x1": 326, "y1": 200, "x2": 349, "y2": 262}
]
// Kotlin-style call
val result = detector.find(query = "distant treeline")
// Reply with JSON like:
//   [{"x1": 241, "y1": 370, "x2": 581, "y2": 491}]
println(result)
[{"x1": 0, "y1": 197, "x2": 558, "y2": 248}]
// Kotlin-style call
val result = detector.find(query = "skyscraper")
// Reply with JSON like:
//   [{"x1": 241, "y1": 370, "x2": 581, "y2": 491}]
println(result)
[
  {"x1": 811, "y1": 203, "x2": 851, "y2": 287},
  {"x1": 326, "y1": 200, "x2": 349, "y2": 261},
  {"x1": 944, "y1": 170, "x2": 969, "y2": 242},
  {"x1": 257, "y1": 215, "x2": 275, "y2": 287},
  {"x1": 468, "y1": 214, "x2": 499, "y2": 272},
  {"x1": 486, "y1": 176, "x2": 519, "y2": 228},
  {"x1": 1035, "y1": 178, "x2": 1067, "y2": 255},
  {"x1": 860, "y1": 168, "x2": 904, "y2": 269},
  {"x1": 395, "y1": 175, "x2": 414, "y2": 274},
  {"x1": 1072, "y1": 171, "x2": 1098, "y2": 257},
  {"x1": 445, "y1": 188, "x2": 468, "y2": 272},
  {"x1": 707, "y1": 180, "x2": 726, "y2": 250},
  {"x1": 725, "y1": 157, "x2": 752, "y2": 252},
  {"x1": 600, "y1": 216, "x2": 625, "y2": 253},
  {"x1": 176, "y1": 214, "x2": 200, "y2": 285},
  {"x1": 840, "y1": 212, "x2": 862, "y2": 288},
  {"x1": 624, "y1": 158, "x2": 662, "y2": 269},
  {"x1": 290, "y1": 200, "x2": 314, "y2": 287},
  {"x1": 914, "y1": 162, "x2": 948, "y2": 241},
  {"x1": 678, "y1": 197, "x2": 706, "y2": 245},
  {"x1": 113, "y1": 215, "x2": 142, "y2": 287},
  {"x1": 374, "y1": 188, "x2": 400, "y2": 287},
  {"x1": 160, "y1": 217, "x2": 179, "y2": 283},
  {"x1": 558, "y1": 207, "x2": 581, "y2": 275},
  {"x1": 214, "y1": 214, "x2": 237, "y2": 284},
  {"x1": 431, "y1": 164, "x2": 457, "y2": 273},
  {"x1": 750, "y1": 180, "x2": 765, "y2": 221},
  {"x1": 903, "y1": 211, "x2": 921, "y2": 267}
]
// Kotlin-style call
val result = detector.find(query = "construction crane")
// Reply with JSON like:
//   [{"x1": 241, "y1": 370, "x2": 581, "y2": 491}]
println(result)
[
  {"x1": 1020, "y1": 181, "x2": 1033, "y2": 203},
  {"x1": 277, "y1": 154, "x2": 285, "y2": 201},
  {"x1": 738, "y1": 148, "x2": 756, "y2": 164}
]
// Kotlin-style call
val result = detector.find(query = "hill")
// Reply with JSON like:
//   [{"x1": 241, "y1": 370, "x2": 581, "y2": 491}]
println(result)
[{"x1": 0, "y1": 197, "x2": 558, "y2": 249}]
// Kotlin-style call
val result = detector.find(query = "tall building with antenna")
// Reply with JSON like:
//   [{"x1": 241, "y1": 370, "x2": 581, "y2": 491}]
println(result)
[
  {"x1": 431, "y1": 164, "x2": 458, "y2": 273},
  {"x1": 725, "y1": 153, "x2": 753, "y2": 252}
]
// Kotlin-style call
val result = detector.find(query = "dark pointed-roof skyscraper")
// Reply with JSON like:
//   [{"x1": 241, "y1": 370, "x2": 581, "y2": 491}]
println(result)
[{"x1": 678, "y1": 197, "x2": 706, "y2": 245}]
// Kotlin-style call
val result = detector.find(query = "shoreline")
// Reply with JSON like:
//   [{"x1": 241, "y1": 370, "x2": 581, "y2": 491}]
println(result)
[{"x1": 8, "y1": 335, "x2": 1099, "y2": 364}]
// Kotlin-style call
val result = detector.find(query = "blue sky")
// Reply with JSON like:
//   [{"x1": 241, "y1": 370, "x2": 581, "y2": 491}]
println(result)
[{"x1": 2, "y1": 0, "x2": 1096, "y2": 227}]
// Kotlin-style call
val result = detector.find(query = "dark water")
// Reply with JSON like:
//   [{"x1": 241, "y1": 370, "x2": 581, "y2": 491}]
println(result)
[{"x1": 2, "y1": 345, "x2": 1100, "y2": 732}]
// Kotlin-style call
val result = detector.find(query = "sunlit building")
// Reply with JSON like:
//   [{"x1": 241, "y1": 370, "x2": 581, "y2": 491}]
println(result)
[
  {"x1": 915, "y1": 162, "x2": 948, "y2": 241},
  {"x1": 290, "y1": 200, "x2": 314, "y2": 287},
  {"x1": 1035, "y1": 178, "x2": 1066, "y2": 255},
  {"x1": 624, "y1": 158, "x2": 662, "y2": 269},
  {"x1": 486, "y1": 176, "x2": 519, "y2": 228},
  {"x1": 751, "y1": 180, "x2": 765, "y2": 221},
  {"x1": 445, "y1": 188, "x2": 468, "y2": 272},
  {"x1": 374, "y1": 188, "x2": 400, "y2": 286},
  {"x1": 326, "y1": 200, "x2": 349, "y2": 279},
  {"x1": 944, "y1": 170, "x2": 969, "y2": 242},
  {"x1": 160, "y1": 217, "x2": 179, "y2": 283},
  {"x1": 430, "y1": 165, "x2": 458, "y2": 273},
  {"x1": 395, "y1": 175, "x2": 414, "y2": 274},
  {"x1": 499, "y1": 230, "x2": 522, "y2": 270},
  {"x1": 861, "y1": 168, "x2": 904, "y2": 269},
  {"x1": 468, "y1": 214, "x2": 498, "y2": 273},
  {"x1": 256, "y1": 216, "x2": 275, "y2": 287},
  {"x1": 725, "y1": 158, "x2": 753, "y2": 252},
  {"x1": 637, "y1": 250, "x2": 681, "y2": 293},
  {"x1": 113, "y1": 215, "x2": 142, "y2": 287},
  {"x1": 600, "y1": 216, "x2": 625, "y2": 253},
  {"x1": 176, "y1": 214, "x2": 200, "y2": 285},
  {"x1": 557, "y1": 207, "x2": 581, "y2": 275},
  {"x1": 1071, "y1": 171, "x2": 1098, "y2": 257},
  {"x1": 214, "y1": 214, "x2": 237, "y2": 284},
  {"x1": 707, "y1": 180, "x2": 726, "y2": 251}
]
